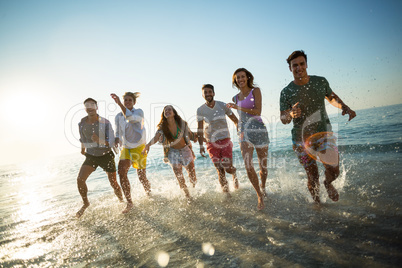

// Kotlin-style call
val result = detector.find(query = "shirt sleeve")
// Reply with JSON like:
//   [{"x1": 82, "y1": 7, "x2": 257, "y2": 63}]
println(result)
[
  {"x1": 114, "y1": 114, "x2": 120, "y2": 139},
  {"x1": 323, "y1": 77, "x2": 333, "y2": 97},
  {"x1": 125, "y1": 108, "x2": 144, "y2": 123},
  {"x1": 105, "y1": 120, "x2": 115, "y2": 147},
  {"x1": 196, "y1": 107, "x2": 203, "y2": 122},
  {"x1": 78, "y1": 122, "x2": 84, "y2": 143},
  {"x1": 279, "y1": 89, "x2": 291, "y2": 111}
]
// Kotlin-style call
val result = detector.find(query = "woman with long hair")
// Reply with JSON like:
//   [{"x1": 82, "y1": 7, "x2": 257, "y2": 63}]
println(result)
[
  {"x1": 227, "y1": 68, "x2": 270, "y2": 210},
  {"x1": 142, "y1": 105, "x2": 197, "y2": 202}
]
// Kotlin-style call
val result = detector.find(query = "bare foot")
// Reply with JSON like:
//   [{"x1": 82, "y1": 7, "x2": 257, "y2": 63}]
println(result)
[
  {"x1": 257, "y1": 197, "x2": 265, "y2": 210},
  {"x1": 233, "y1": 176, "x2": 239, "y2": 190},
  {"x1": 122, "y1": 202, "x2": 134, "y2": 214},
  {"x1": 324, "y1": 181, "x2": 339, "y2": 202},
  {"x1": 76, "y1": 203, "x2": 90, "y2": 218},
  {"x1": 260, "y1": 184, "x2": 267, "y2": 198}
]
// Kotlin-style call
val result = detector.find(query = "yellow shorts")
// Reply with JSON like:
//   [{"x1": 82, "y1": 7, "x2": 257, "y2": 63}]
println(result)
[{"x1": 120, "y1": 144, "x2": 147, "y2": 169}]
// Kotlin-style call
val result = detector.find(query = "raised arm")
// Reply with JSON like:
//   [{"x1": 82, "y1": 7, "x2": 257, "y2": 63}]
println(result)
[
  {"x1": 111, "y1": 93, "x2": 127, "y2": 116},
  {"x1": 325, "y1": 92, "x2": 356, "y2": 121}
]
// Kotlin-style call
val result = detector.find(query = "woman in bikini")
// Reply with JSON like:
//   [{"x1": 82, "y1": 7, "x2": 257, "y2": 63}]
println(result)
[
  {"x1": 142, "y1": 105, "x2": 198, "y2": 202},
  {"x1": 227, "y1": 68, "x2": 270, "y2": 210}
]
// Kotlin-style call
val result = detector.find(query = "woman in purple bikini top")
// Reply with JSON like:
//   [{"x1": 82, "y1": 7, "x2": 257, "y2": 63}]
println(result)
[{"x1": 236, "y1": 88, "x2": 264, "y2": 123}]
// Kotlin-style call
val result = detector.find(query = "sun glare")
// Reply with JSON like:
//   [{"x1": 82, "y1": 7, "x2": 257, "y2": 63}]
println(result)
[{"x1": 2, "y1": 91, "x2": 48, "y2": 128}]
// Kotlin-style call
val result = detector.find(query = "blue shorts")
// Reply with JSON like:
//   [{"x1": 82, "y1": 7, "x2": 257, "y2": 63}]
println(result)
[
  {"x1": 239, "y1": 119, "x2": 269, "y2": 148},
  {"x1": 168, "y1": 145, "x2": 194, "y2": 166}
]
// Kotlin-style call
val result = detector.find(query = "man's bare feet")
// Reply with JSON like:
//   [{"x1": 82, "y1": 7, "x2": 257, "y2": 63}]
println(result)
[
  {"x1": 257, "y1": 197, "x2": 265, "y2": 210},
  {"x1": 324, "y1": 181, "x2": 339, "y2": 201},
  {"x1": 122, "y1": 202, "x2": 134, "y2": 214},
  {"x1": 76, "y1": 203, "x2": 90, "y2": 218}
]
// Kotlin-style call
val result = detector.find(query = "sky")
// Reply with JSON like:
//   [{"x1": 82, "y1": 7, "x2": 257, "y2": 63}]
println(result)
[{"x1": 0, "y1": 0, "x2": 401, "y2": 166}]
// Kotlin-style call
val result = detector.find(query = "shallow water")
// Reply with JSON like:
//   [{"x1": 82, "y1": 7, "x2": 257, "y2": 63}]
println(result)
[{"x1": 1, "y1": 105, "x2": 401, "y2": 267}]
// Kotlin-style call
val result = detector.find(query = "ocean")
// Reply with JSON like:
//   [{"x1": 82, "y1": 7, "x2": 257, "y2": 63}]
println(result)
[{"x1": 1, "y1": 104, "x2": 401, "y2": 267}]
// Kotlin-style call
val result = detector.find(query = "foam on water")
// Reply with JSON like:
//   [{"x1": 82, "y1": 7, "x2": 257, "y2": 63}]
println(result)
[{"x1": 1, "y1": 105, "x2": 401, "y2": 267}]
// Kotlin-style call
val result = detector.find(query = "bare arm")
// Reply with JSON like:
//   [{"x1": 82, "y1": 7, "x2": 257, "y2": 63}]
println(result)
[
  {"x1": 142, "y1": 131, "x2": 162, "y2": 155},
  {"x1": 110, "y1": 93, "x2": 127, "y2": 116},
  {"x1": 326, "y1": 92, "x2": 356, "y2": 121},
  {"x1": 197, "y1": 121, "x2": 206, "y2": 157},
  {"x1": 227, "y1": 113, "x2": 238, "y2": 127}
]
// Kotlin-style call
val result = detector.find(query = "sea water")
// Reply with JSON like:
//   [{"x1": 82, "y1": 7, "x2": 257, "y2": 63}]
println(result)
[{"x1": 0, "y1": 104, "x2": 401, "y2": 267}]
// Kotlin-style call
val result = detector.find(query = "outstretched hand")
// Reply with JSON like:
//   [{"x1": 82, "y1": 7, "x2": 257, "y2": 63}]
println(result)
[
  {"x1": 226, "y1": 103, "x2": 238, "y2": 110},
  {"x1": 110, "y1": 93, "x2": 122, "y2": 105},
  {"x1": 342, "y1": 106, "x2": 356, "y2": 121},
  {"x1": 200, "y1": 146, "x2": 207, "y2": 158},
  {"x1": 141, "y1": 145, "x2": 149, "y2": 156}
]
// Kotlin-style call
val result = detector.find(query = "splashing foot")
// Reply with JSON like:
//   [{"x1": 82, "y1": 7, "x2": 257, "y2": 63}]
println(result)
[
  {"x1": 76, "y1": 203, "x2": 90, "y2": 218},
  {"x1": 257, "y1": 197, "x2": 265, "y2": 210},
  {"x1": 122, "y1": 202, "x2": 134, "y2": 214},
  {"x1": 324, "y1": 181, "x2": 339, "y2": 202}
]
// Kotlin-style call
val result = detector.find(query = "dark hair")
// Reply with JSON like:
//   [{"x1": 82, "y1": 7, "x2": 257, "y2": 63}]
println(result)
[
  {"x1": 157, "y1": 105, "x2": 185, "y2": 142},
  {"x1": 232, "y1": 68, "x2": 256, "y2": 89},
  {"x1": 287, "y1": 50, "x2": 307, "y2": 66},
  {"x1": 202, "y1": 84, "x2": 214, "y2": 93},
  {"x1": 83, "y1": 98, "x2": 97, "y2": 105}
]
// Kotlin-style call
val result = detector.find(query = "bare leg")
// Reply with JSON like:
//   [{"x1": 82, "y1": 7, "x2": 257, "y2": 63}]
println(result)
[
  {"x1": 241, "y1": 142, "x2": 264, "y2": 210},
  {"x1": 118, "y1": 159, "x2": 134, "y2": 213},
  {"x1": 221, "y1": 157, "x2": 239, "y2": 190},
  {"x1": 184, "y1": 161, "x2": 197, "y2": 188},
  {"x1": 137, "y1": 168, "x2": 151, "y2": 196},
  {"x1": 323, "y1": 154, "x2": 340, "y2": 201},
  {"x1": 256, "y1": 145, "x2": 269, "y2": 197},
  {"x1": 76, "y1": 165, "x2": 95, "y2": 217},
  {"x1": 305, "y1": 162, "x2": 320, "y2": 203},
  {"x1": 213, "y1": 162, "x2": 229, "y2": 194},
  {"x1": 172, "y1": 164, "x2": 191, "y2": 201},
  {"x1": 107, "y1": 171, "x2": 124, "y2": 202}
]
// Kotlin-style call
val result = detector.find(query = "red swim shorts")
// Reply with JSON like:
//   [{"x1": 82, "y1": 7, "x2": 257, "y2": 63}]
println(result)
[{"x1": 206, "y1": 138, "x2": 233, "y2": 163}]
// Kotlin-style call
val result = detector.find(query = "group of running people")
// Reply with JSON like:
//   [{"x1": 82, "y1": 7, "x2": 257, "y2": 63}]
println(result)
[{"x1": 75, "y1": 50, "x2": 356, "y2": 217}]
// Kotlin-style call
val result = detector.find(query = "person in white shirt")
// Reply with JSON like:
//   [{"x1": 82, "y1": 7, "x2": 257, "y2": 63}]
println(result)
[
  {"x1": 111, "y1": 92, "x2": 151, "y2": 214},
  {"x1": 197, "y1": 84, "x2": 239, "y2": 196}
]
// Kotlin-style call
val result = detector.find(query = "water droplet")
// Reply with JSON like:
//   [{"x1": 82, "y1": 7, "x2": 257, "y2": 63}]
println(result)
[
  {"x1": 202, "y1": 242, "x2": 215, "y2": 256},
  {"x1": 155, "y1": 251, "x2": 170, "y2": 267}
]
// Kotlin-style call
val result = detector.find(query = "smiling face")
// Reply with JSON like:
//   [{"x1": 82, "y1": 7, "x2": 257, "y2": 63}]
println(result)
[
  {"x1": 163, "y1": 105, "x2": 175, "y2": 119},
  {"x1": 84, "y1": 101, "x2": 98, "y2": 116},
  {"x1": 235, "y1": 71, "x2": 248, "y2": 89},
  {"x1": 124, "y1": 96, "x2": 135, "y2": 110},
  {"x1": 289, "y1": 56, "x2": 308, "y2": 81},
  {"x1": 202, "y1": 87, "x2": 215, "y2": 103}
]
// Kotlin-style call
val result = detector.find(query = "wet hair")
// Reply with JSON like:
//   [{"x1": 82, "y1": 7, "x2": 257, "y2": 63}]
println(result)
[
  {"x1": 202, "y1": 84, "x2": 214, "y2": 93},
  {"x1": 83, "y1": 98, "x2": 97, "y2": 105},
  {"x1": 157, "y1": 105, "x2": 185, "y2": 142},
  {"x1": 232, "y1": 68, "x2": 256, "y2": 89},
  {"x1": 123, "y1": 92, "x2": 141, "y2": 103},
  {"x1": 286, "y1": 50, "x2": 307, "y2": 67}
]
